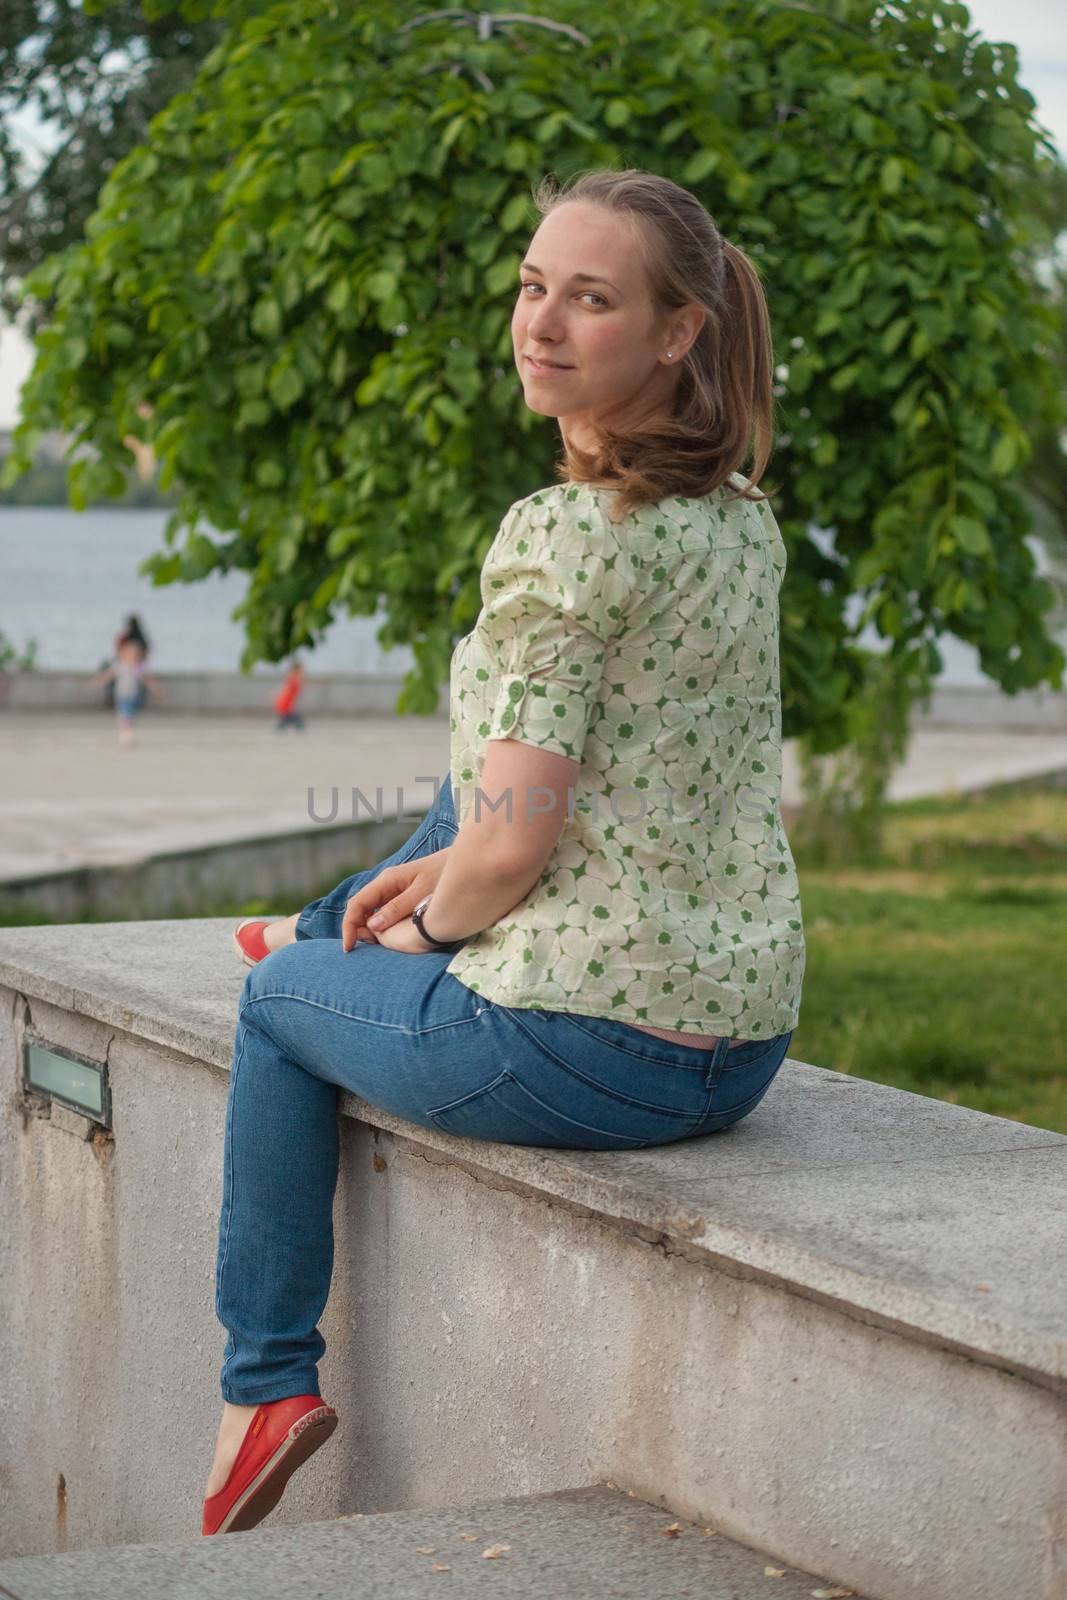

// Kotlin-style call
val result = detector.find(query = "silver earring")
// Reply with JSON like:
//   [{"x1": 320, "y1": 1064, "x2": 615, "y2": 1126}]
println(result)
[{"x1": 666, "y1": 350, "x2": 674, "y2": 360}]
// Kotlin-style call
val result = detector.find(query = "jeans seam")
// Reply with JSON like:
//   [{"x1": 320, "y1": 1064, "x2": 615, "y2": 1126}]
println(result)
[
  {"x1": 214, "y1": 1019, "x2": 252, "y2": 1331},
  {"x1": 426, "y1": 1069, "x2": 652, "y2": 1148},
  {"x1": 397, "y1": 818, "x2": 436, "y2": 862},
  {"x1": 243, "y1": 989, "x2": 488, "y2": 1040}
]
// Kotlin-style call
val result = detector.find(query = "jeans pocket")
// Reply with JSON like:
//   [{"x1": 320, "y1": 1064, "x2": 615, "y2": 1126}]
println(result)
[{"x1": 427, "y1": 1069, "x2": 656, "y2": 1150}]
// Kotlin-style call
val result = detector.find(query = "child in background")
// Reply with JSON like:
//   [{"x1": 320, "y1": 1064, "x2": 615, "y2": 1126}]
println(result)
[
  {"x1": 273, "y1": 659, "x2": 306, "y2": 731},
  {"x1": 99, "y1": 614, "x2": 152, "y2": 711},
  {"x1": 92, "y1": 637, "x2": 164, "y2": 747}
]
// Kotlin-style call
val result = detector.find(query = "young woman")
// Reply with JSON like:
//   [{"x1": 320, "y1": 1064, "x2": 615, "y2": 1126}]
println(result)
[{"x1": 203, "y1": 167, "x2": 805, "y2": 1535}]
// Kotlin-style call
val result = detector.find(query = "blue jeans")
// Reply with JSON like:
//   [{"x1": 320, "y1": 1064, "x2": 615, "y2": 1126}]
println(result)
[{"x1": 215, "y1": 771, "x2": 793, "y2": 1402}]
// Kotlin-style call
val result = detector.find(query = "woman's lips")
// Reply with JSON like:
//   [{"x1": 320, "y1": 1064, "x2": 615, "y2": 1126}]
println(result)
[{"x1": 526, "y1": 356, "x2": 574, "y2": 375}]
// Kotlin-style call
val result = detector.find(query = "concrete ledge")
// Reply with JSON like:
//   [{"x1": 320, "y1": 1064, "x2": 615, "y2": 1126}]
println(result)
[
  {"x1": 0, "y1": 1484, "x2": 871, "y2": 1600},
  {"x1": 2, "y1": 920, "x2": 1066, "y2": 1599},
  {"x1": 0, "y1": 812, "x2": 422, "y2": 923},
  {"x1": 1, "y1": 919, "x2": 1063, "y2": 1388}
]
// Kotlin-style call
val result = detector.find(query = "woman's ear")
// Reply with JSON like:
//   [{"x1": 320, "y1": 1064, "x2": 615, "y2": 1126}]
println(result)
[{"x1": 667, "y1": 302, "x2": 707, "y2": 362}]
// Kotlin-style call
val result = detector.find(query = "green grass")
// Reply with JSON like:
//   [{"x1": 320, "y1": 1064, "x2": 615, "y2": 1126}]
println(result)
[{"x1": 790, "y1": 775, "x2": 1067, "y2": 1133}]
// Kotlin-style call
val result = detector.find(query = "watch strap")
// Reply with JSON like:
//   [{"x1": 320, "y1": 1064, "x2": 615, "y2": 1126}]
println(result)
[{"x1": 411, "y1": 894, "x2": 466, "y2": 953}]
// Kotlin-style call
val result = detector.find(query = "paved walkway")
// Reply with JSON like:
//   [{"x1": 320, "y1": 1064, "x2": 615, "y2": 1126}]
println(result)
[
  {"x1": 1, "y1": 712, "x2": 450, "y2": 880},
  {"x1": 2, "y1": 711, "x2": 1066, "y2": 881}
]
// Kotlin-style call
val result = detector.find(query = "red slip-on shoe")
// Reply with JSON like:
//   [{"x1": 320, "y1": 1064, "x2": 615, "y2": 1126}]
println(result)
[
  {"x1": 233, "y1": 918, "x2": 284, "y2": 968},
  {"x1": 201, "y1": 1394, "x2": 338, "y2": 1535}
]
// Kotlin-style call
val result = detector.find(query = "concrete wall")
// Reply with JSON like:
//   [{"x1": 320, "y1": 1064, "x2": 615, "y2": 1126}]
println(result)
[
  {"x1": 2, "y1": 924, "x2": 1066, "y2": 1600},
  {"x1": 3, "y1": 671, "x2": 1065, "y2": 731},
  {"x1": 913, "y1": 683, "x2": 1067, "y2": 733},
  {"x1": 0, "y1": 671, "x2": 449, "y2": 718}
]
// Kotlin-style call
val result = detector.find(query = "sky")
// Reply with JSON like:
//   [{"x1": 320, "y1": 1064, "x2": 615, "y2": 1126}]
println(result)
[{"x1": 0, "y1": 0, "x2": 1065, "y2": 428}]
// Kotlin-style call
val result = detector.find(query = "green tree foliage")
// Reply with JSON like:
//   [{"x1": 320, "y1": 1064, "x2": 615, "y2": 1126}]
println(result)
[
  {"x1": 0, "y1": 0, "x2": 239, "y2": 326},
  {"x1": 0, "y1": 629, "x2": 38, "y2": 673},
  {"x1": 1015, "y1": 156, "x2": 1067, "y2": 578},
  {"x1": 4, "y1": 0, "x2": 1065, "y2": 738}
]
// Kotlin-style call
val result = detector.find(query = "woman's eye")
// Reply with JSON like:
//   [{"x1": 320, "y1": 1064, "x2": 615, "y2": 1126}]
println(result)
[{"x1": 518, "y1": 282, "x2": 607, "y2": 307}]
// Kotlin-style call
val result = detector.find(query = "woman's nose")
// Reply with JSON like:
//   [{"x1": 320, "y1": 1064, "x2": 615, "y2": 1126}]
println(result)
[{"x1": 526, "y1": 295, "x2": 564, "y2": 341}]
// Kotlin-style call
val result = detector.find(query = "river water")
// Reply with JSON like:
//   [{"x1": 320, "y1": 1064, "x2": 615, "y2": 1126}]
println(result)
[
  {"x1": 0, "y1": 506, "x2": 417, "y2": 674},
  {"x1": 0, "y1": 502, "x2": 1049, "y2": 685}
]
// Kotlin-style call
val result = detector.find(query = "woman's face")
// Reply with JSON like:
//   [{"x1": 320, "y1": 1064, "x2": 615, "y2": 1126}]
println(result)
[{"x1": 511, "y1": 200, "x2": 689, "y2": 451}]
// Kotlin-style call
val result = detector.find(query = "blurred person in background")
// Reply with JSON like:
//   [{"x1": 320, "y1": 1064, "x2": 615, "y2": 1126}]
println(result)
[
  {"x1": 90, "y1": 633, "x2": 164, "y2": 746},
  {"x1": 98, "y1": 612, "x2": 153, "y2": 712},
  {"x1": 273, "y1": 657, "x2": 306, "y2": 731}
]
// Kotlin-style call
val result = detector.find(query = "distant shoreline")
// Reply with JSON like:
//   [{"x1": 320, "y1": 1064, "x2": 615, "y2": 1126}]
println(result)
[
  {"x1": 0, "y1": 435, "x2": 176, "y2": 509},
  {"x1": 0, "y1": 498, "x2": 176, "y2": 512}
]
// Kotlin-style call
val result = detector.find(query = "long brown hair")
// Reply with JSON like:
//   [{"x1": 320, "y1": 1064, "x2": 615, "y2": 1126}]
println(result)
[{"x1": 529, "y1": 168, "x2": 776, "y2": 517}]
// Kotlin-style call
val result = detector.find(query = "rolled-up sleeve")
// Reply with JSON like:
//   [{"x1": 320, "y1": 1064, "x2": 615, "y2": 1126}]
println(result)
[{"x1": 477, "y1": 488, "x2": 634, "y2": 761}]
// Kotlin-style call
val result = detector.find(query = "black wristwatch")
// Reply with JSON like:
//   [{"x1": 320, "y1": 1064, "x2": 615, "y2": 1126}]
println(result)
[{"x1": 410, "y1": 894, "x2": 467, "y2": 953}]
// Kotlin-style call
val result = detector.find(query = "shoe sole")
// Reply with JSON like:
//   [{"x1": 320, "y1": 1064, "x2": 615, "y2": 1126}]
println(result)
[{"x1": 215, "y1": 1407, "x2": 338, "y2": 1534}]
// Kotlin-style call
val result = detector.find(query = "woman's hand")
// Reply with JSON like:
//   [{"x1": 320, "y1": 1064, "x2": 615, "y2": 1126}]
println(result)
[
  {"x1": 341, "y1": 849, "x2": 451, "y2": 953},
  {"x1": 367, "y1": 917, "x2": 443, "y2": 955}
]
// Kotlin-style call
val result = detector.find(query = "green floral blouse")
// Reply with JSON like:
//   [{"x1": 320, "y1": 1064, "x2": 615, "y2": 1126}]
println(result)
[{"x1": 445, "y1": 476, "x2": 805, "y2": 1040}]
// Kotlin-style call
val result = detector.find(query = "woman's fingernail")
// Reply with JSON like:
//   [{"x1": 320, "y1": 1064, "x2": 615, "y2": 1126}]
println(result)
[{"x1": 368, "y1": 915, "x2": 383, "y2": 928}]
